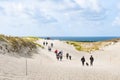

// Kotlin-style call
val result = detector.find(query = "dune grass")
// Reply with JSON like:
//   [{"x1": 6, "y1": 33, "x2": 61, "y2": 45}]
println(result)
[
  {"x1": 66, "y1": 40, "x2": 117, "y2": 53},
  {"x1": 0, "y1": 34, "x2": 43, "y2": 53},
  {"x1": 22, "y1": 36, "x2": 40, "y2": 42},
  {"x1": 22, "y1": 36, "x2": 44, "y2": 48}
]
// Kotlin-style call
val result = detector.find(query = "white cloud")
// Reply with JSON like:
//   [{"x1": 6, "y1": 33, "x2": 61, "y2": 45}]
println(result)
[
  {"x1": 112, "y1": 2, "x2": 120, "y2": 26},
  {"x1": 0, "y1": 0, "x2": 105, "y2": 25},
  {"x1": 112, "y1": 15, "x2": 120, "y2": 26},
  {"x1": 0, "y1": 0, "x2": 107, "y2": 36},
  {"x1": 74, "y1": 0, "x2": 102, "y2": 12},
  {"x1": 0, "y1": 0, "x2": 104, "y2": 22}
]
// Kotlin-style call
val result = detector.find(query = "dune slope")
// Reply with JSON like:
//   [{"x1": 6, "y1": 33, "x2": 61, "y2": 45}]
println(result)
[{"x1": 0, "y1": 38, "x2": 120, "y2": 80}]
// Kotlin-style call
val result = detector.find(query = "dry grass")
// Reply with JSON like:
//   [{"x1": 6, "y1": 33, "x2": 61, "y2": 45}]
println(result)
[
  {"x1": 22, "y1": 36, "x2": 44, "y2": 48},
  {"x1": 66, "y1": 39, "x2": 120, "y2": 53},
  {"x1": 0, "y1": 34, "x2": 43, "y2": 56},
  {"x1": 22, "y1": 36, "x2": 40, "y2": 42}
]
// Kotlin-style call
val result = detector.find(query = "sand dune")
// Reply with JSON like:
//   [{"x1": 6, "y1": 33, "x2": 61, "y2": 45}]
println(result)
[{"x1": 0, "y1": 39, "x2": 120, "y2": 80}]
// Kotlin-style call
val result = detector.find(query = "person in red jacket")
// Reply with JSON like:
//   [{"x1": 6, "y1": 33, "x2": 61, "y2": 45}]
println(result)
[{"x1": 54, "y1": 50, "x2": 58, "y2": 60}]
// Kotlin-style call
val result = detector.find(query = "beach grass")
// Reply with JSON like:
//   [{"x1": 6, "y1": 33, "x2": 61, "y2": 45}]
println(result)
[
  {"x1": 66, "y1": 39, "x2": 119, "y2": 53},
  {"x1": 0, "y1": 34, "x2": 43, "y2": 53}
]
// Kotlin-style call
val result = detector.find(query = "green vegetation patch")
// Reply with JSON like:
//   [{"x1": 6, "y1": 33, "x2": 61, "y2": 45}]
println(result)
[{"x1": 66, "y1": 41, "x2": 101, "y2": 53}]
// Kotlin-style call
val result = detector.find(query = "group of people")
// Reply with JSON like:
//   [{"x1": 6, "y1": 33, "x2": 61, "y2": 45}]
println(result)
[
  {"x1": 81, "y1": 55, "x2": 94, "y2": 66},
  {"x1": 54, "y1": 50, "x2": 72, "y2": 61},
  {"x1": 54, "y1": 50, "x2": 63, "y2": 61},
  {"x1": 42, "y1": 41, "x2": 95, "y2": 66},
  {"x1": 66, "y1": 53, "x2": 72, "y2": 60},
  {"x1": 43, "y1": 41, "x2": 69, "y2": 61},
  {"x1": 43, "y1": 41, "x2": 53, "y2": 46},
  {"x1": 43, "y1": 41, "x2": 54, "y2": 52},
  {"x1": 43, "y1": 41, "x2": 48, "y2": 46}
]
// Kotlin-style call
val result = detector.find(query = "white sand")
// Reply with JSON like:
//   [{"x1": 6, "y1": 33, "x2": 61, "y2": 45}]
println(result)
[{"x1": 0, "y1": 39, "x2": 120, "y2": 80}]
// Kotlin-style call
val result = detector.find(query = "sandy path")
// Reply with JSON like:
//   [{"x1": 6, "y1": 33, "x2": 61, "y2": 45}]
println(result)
[
  {"x1": 0, "y1": 54, "x2": 119, "y2": 80},
  {"x1": 0, "y1": 39, "x2": 120, "y2": 80}
]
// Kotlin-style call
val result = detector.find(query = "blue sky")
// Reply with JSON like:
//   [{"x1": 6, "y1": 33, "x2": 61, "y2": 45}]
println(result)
[{"x1": 0, "y1": 0, "x2": 120, "y2": 37}]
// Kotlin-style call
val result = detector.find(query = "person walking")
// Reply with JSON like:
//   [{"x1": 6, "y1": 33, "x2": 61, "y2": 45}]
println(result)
[
  {"x1": 51, "y1": 43, "x2": 53, "y2": 47},
  {"x1": 58, "y1": 51, "x2": 63, "y2": 61},
  {"x1": 81, "y1": 56, "x2": 85, "y2": 66},
  {"x1": 55, "y1": 50, "x2": 58, "y2": 60},
  {"x1": 48, "y1": 46, "x2": 51, "y2": 51},
  {"x1": 46, "y1": 42, "x2": 48, "y2": 46},
  {"x1": 90, "y1": 55, "x2": 94, "y2": 66},
  {"x1": 56, "y1": 53, "x2": 60, "y2": 60},
  {"x1": 54, "y1": 50, "x2": 58, "y2": 54},
  {"x1": 59, "y1": 53, "x2": 63, "y2": 61},
  {"x1": 66, "y1": 53, "x2": 69, "y2": 59},
  {"x1": 43, "y1": 42, "x2": 45, "y2": 46},
  {"x1": 69, "y1": 55, "x2": 71, "y2": 60}
]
